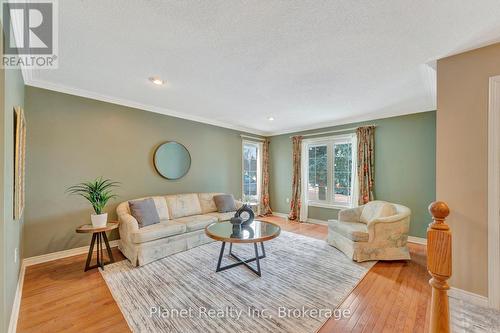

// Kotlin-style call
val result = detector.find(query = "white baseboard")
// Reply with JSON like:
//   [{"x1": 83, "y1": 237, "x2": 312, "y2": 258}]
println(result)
[
  {"x1": 306, "y1": 218, "x2": 330, "y2": 226},
  {"x1": 23, "y1": 240, "x2": 119, "y2": 266},
  {"x1": 8, "y1": 239, "x2": 120, "y2": 333},
  {"x1": 408, "y1": 236, "x2": 427, "y2": 245},
  {"x1": 272, "y1": 212, "x2": 289, "y2": 219},
  {"x1": 7, "y1": 262, "x2": 26, "y2": 333},
  {"x1": 449, "y1": 287, "x2": 489, "y2": 308},
  {"x1": 271, "y1": 213, "x2": 330, "y2": 226}
]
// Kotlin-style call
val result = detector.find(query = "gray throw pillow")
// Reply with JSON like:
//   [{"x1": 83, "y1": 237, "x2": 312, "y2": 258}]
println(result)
[
  {"x1": 129, "y1": 198, "x2": 160, "y2": 228},
  {"x1": 213, "y1": 194, "x2": 237, "y2": 213}
]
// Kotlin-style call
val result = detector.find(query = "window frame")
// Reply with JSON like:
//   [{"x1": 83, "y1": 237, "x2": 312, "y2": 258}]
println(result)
[
  {"x1": 241, "y1": 140, "x2": 263, "y2": 203},
  {"x1": 304, "y1": 134, "x2": 356, "y2": 209}
]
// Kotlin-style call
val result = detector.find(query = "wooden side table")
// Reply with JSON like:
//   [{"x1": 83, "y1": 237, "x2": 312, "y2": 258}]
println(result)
[{"x1": 76, "y1": 222, "x2": 119, "y2": 271}]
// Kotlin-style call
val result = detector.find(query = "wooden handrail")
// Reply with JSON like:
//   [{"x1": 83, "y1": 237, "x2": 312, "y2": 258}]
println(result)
[{"x1": 427, "y1": 201, "x2": 451, "y2": 333}]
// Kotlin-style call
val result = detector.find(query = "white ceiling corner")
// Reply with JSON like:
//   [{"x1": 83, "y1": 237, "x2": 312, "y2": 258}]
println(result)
[{"x1": 21, "y1": 0, "x2": 500, "y2": 136}]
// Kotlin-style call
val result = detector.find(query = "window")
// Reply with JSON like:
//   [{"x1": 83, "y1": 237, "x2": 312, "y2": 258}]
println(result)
[
  {"x1": 242, "y1": 141, "x2": 262, "y2": 202},
  {"x1": 305, "y1": 134, "x2": 356, "y2": 208}
]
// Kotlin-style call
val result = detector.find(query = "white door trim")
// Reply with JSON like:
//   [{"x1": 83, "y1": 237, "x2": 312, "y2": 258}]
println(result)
[{"x1": 488, "y1": 75, "x2": 500, "y2": 310}]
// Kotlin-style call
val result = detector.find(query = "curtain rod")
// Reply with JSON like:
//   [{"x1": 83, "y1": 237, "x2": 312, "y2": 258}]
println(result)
[
  {"x1": 289, "y1": 125, "x2": 377, "y2": 138},
  {"x1": 240, "y1": 134, "x2": 265, "y2": 141}
]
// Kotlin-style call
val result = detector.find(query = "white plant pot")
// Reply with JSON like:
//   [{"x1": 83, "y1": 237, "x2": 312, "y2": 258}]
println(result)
[{"x1": 91, "y1": 213, "x2": 108, "y2": 228}]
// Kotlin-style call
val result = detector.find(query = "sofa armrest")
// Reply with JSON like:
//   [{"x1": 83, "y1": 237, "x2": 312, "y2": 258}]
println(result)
[
  {"x1": 367, "y1": 214, "x2": 410, "y2": 242},
  {"x1": 117, "y1": 213, "x2": 139, "y2": 243},
  {"x1": 338, "y1": 206, "x2": 363, "y2": 223}
]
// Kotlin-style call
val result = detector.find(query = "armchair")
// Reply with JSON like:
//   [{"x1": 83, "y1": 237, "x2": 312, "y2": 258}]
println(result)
[{"x1": 327, "y1": 200, "x2": 411, "y2": 262}]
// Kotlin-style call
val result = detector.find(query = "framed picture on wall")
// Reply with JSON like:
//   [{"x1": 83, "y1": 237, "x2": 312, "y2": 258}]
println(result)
[{"x1": 14, "y1": 106, "x2": 26, "y2": 220}]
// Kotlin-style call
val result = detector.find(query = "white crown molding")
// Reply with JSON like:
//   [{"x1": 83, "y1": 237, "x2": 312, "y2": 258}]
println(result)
[
  {"x1": 24, "y1": 78, "x2": 268, "y2": 136},
  {"x1": 22, "y1": 77, "x2": 437, "y2": 138},
  {"x1": 265, "y1": 108, "x2": 436, "y2": 137}
]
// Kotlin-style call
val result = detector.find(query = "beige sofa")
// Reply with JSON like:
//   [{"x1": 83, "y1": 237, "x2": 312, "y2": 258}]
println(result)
[
  {"x1": 327, "y1": 200, "x2": 411, "y2": 262},
  {"x1": 116, "y1": 193, "x2": 241, "y2": 266}
]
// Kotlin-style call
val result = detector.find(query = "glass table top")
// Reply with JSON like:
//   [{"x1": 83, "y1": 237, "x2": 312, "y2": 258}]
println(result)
[{"x1": 205, "y1": 220, "x2": 281, "y2": 243}]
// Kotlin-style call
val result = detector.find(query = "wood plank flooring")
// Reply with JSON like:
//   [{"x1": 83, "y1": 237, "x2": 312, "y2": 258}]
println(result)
[{"x1": 17, "y1": 216, "x2": 430, "y2": 333}]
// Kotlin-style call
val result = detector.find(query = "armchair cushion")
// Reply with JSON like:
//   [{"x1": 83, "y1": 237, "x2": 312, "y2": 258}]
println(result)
[
  {"x1": 359, "y1": 201, "x2": 397, "y2": 223},
  {"x1": 329, "y1": 220, "x2": 369, "y2": 242},
  {"x1": 328, "y1": 200, "x2": 411, "y2": 262}
]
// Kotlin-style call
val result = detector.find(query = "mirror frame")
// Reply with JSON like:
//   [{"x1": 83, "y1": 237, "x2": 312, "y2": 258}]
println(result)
[{"x1": 153, "y1": 141, "x2": 191, "y2": 180}]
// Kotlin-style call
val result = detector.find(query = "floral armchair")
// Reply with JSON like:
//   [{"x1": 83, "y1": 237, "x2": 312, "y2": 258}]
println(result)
[{"x1": 327, "y1": 201, "x2": 411, "y2": 262}]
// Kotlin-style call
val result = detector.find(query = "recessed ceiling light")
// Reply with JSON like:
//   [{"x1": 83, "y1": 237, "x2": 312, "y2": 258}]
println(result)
[
  {"x1": 149, "y1": 77, "x2": 165, "y2": 85},
  {"x1": 267, "y1": 116, "x2": 275, "y2": 121}
]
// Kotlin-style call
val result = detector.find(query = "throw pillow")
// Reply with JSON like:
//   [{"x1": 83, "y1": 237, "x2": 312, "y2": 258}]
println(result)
[
  {"x1": 213, "y1": 194, "x2": 237, "y2": 213},
  {"x1": 129, "y1": 198, "x2": 160, "y2": 228}
]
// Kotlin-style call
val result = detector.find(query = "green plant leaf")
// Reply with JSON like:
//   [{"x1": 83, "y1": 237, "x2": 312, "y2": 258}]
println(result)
[{"x1": 66, "y1": 177, "x2": 120, "y2": 214}]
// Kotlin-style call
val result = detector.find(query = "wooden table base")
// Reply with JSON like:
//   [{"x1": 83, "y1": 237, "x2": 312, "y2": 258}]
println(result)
[{"x1": 85, "y1": 231, "x2": 115, "y2": 271}]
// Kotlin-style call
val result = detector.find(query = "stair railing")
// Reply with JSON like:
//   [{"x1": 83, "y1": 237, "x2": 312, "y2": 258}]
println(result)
[{"x1": 427, "y1": 201, "x2": 451, "y2": 333}]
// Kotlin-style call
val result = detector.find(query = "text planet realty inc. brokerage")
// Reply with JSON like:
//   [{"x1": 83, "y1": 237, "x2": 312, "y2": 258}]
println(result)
[{"x1": 149, "y1": 306, "x2": 351, "y2": 321}]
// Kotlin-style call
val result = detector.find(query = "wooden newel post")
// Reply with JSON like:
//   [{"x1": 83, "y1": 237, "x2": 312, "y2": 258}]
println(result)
[{"x1": 427, "y1": 201, "x2": 451, "y2": 333}]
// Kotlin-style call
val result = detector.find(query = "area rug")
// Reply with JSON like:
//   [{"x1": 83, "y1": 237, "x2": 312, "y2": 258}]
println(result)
[{"x1": 100, "y1": 231, "x2": 375, "y2": 333}]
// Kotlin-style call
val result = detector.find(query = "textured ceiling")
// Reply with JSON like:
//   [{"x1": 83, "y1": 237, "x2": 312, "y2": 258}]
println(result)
[{"x1": 26, "y1": 0, "x2": 500, "y2": 135}]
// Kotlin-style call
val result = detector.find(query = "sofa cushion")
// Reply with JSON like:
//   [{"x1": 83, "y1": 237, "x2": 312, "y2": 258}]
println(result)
[
  {"x1": 129, "y1": 198, "x2": 161, "y2": 228},
  {"x1": 206, "y1": 211, "x2": 236, "y2": 222},
  {"x1": 360, "y1": 201, "x2": 397, "y2": 223},
  {"x1": 329, "y1": 220, "x2": 369, "y2": 242},
  {"x1": 171, "y1": 215, "x2": 217, "y2": 232},
  {"x1": 131, "y1": 220, "x2": 186, "y2": 244},
  {"x1": 165, "y1": 193, "x2": 202, "y2": 219},
  {"x1": 213, "y1": 194, "x2": 237, "y2": 213},
  {"x1": 197, "y1": 193, "x2": 221, "y2": 214}
]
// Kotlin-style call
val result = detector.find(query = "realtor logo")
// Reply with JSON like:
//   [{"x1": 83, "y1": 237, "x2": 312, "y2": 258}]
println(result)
[{"x1": 2, "y1": 0, "x2": 58, "y2": 68}]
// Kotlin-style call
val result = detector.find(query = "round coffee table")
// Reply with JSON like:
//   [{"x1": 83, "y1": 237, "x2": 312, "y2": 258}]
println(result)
[
  {"x1": 76, "y1": 222, "x2": 118, "y2": 271},
  {"x1": 205, "y1": 220, "x2": 281, "y2": 277}
]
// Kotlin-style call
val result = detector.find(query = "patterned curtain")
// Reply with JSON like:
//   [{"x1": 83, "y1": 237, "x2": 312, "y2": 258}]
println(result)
[
  {"x1": 356, "y1": 126, "x2": 375, "y2": 205},
  {"x1": 260, "y1": 138, "x2": 273, "y2": 215},
  {"x1": 288, "y1": 136, "x2": 303, "y2": 220}
]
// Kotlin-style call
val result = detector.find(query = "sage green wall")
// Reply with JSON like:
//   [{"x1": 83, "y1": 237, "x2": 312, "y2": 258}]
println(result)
[
  {"x1": 269, "y1": 111, "x2": 436, "y2": 238},
  {"x1": 0, "y1": 20, "x2": 25, "y2": 332},
  {"x1": 24, "y1": 87, "x2": 252, "y2": 257},
  {"x1": 2, "y1": 67, "x2": 24, "y2": 333}
]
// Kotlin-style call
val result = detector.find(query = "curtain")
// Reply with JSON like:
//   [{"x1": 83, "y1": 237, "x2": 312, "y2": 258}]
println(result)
[
  {"x1": 356, "y1": 126, "x2": 375, "y2": 205},
  {"x1": 299, "y1": 139, "x2": 308, "y2": 222},
  {"x1": 260, "y1": 138, "x2": 272, "y2": 215},
  {"x1": 288, "y1": 136, "x2": 303, "y2": 220}
]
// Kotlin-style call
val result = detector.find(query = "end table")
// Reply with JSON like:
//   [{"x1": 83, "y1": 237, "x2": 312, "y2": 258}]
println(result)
[{"x1": 76, "y1": 222, "x2": 119, "y2": 271}]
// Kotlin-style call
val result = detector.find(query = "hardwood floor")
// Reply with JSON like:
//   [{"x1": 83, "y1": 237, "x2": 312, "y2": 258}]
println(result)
[
  {"x1": 17, "y1": 216, "x2": 430, "y2": 333},
  {"x1": 18, "y1": 247, "x2": 129, "y2": 333}
]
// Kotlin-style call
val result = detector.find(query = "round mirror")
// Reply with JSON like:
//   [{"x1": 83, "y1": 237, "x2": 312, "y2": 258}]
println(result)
[{"x1": 154, "y1": 142, "x2": 191, "y2": 180}]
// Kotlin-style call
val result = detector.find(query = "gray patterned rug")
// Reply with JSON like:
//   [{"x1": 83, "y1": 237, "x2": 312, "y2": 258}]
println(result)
[{"x1": 100, "y1": 231, "x2": 375, "y2": 333}]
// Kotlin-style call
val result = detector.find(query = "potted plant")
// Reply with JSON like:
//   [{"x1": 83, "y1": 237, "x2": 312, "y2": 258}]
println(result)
[{"x1": 66, "y1": 177, "x2": 119, "y2": 228}]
